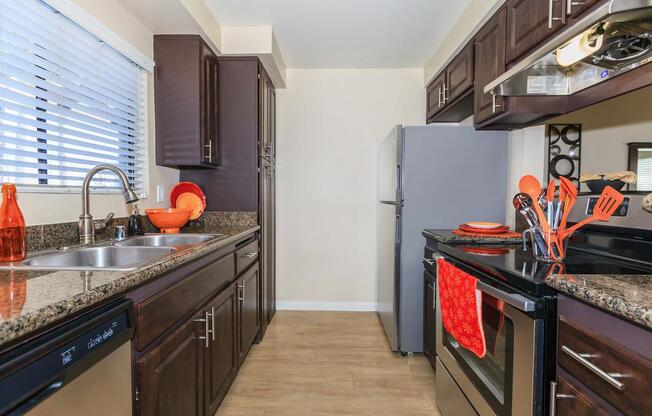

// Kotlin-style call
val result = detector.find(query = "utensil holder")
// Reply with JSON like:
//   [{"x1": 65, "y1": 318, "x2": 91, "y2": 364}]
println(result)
[{"x1": 523, "y1": 228, "x2": 569, "y2": 263}]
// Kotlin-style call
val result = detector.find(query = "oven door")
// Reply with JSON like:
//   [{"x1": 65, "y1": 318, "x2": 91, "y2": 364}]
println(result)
[{"x1": 434, "y1": 255, "x2": 542, "y2": 416}]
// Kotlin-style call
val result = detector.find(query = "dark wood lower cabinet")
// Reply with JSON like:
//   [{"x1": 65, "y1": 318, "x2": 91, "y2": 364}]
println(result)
[
  {"x1": 204, "y1": 282, "x2": 238, "y2": 415},
  {"x1": 136, "y1": 310, "x2": 205, "y2": 416},
  {"x1": 238, "y1": 263, "x2": 260, "y2": 364},
  {"x1": 423, "y1": 270, "x2": 436, "y2": 370},
  {"x1": 555, "y1": 377, "x2": 608, "y2": 416},
  {"x1": 133, "y1": 235, "x2": 265, "y2": 416}
]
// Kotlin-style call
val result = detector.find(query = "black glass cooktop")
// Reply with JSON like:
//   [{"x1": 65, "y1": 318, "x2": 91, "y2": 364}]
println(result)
[{"x1": 438, "y1": 241, "x2": 652, "y2": 297}]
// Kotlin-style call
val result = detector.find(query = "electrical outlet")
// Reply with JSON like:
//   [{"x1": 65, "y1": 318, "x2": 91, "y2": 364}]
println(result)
[{"x1": 156, "y1": 185, "x2": 165, "y2": 203}]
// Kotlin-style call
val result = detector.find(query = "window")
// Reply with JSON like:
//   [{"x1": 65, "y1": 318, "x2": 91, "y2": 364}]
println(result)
[
  {"x1": 0, "y1": 0, "x2": 148, "y2": 194},
  {"x1": 628, "y1": 142, "x2": 652, "y2": 191}
]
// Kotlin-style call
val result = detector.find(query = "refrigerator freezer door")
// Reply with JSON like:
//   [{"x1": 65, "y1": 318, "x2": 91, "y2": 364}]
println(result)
[
  {"x1": 377, "y1": 202, "x2": 400, "y2": 351},
  {"x1": 378, "y1": 125, "x2": 403, "y2": 204}
]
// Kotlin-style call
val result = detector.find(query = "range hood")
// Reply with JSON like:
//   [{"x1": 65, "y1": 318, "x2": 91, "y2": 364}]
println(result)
[{"x1": 485, "y1": 0, "x2": 652, "y2": 96}]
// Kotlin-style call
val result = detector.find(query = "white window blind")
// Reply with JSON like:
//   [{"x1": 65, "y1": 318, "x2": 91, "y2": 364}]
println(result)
[
  {"x1": 637, "y1": 149, "x2": 652, "y2": 191},
  {"x1": 0, "y1": 0, "x2": 148, "y2": 194}
]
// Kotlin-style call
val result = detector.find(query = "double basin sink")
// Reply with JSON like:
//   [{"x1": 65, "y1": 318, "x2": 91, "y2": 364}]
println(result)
[{"x1": 0, "y1": 234, "x2": 223, "y2": 272}]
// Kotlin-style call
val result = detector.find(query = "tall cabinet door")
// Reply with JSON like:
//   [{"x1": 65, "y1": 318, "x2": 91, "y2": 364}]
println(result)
[
  {"x1": 204, "y1": 283, "x2": 238, "y2": 415},
  {"x1": 238, "y1": 264, "x2": 260, "y2": 364},
  {"x1": 136, "y1": 310, "x2": 205, "y2": 416},
  {"x1": 474, "y1": 7, "x2": 507, "y2": 124},
  {"x1": 268, "y1": 87, "x2": 276, "y2": 322},
  {"x1": 201, "y1": 47, "x2": 219, "y2": 166}
]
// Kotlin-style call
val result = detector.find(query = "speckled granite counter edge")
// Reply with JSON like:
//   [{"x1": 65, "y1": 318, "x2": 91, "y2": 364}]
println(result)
[
  {"x1": 547, "y1": 274, "x2": 652, "y2": 330},
  {"x1": 0, "y1": 226, "x2": 260, "y2": 349}
]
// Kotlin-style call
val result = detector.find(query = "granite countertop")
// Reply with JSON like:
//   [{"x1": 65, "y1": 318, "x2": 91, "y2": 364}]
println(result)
[
  {"x1": 423, "y1": 229, "x2": 523, "y2": 245},
  {"x1": 0, "y1": 224, "x2": 259, "y2": 351},
  {"x1": 547, "y1": 274, "x2": 652, "y2": 330}
]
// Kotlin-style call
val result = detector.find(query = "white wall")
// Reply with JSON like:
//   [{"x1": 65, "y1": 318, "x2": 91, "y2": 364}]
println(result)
[
  {"x1": 17, "y1": 0, "x2": 179, "y2": 225},
  {"x1": 276, "y1": 68, "x2": 425, "y2": 311}
]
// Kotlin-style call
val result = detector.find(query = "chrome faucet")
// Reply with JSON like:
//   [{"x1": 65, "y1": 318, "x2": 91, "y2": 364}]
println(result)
[{"x1": 79, "y1": 164, "x2": 139, "y2": 244}]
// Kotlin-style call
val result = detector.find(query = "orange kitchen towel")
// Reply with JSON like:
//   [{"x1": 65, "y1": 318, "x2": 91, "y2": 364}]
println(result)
[{"x1": 437, "y1": 259, "x2": 487, "y2": 358}]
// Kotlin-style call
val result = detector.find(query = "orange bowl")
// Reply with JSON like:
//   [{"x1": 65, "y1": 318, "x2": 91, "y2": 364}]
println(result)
[{"x1": 146, "y1": 208, "x2": 191, "y2": 234}]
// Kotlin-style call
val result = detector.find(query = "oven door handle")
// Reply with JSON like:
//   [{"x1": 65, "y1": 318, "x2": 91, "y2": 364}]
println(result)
[
  {"x1": 435, "y1": 253, "x2": 536, "y2": 312},
  {"x1": 476, "y1": 281, "x2": 535, "y2": 312}
]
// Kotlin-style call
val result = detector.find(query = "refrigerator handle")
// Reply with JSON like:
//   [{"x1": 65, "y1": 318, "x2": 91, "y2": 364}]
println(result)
[
  {"x1": 395, "y1": 214, "x2": 401, "y2": 244},
  {"x1": 396, "y1": 164, "x2": 402, "y2": 193}
]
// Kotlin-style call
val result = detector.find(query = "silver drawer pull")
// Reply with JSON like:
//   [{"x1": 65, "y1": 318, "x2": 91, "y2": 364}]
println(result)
[
  {"x1": 238, "y1": 284, "x2": 244, "y2": 302},
  {"x1": 567, "y1": 1, "x2": 584, "y2": 14},
  {"x1": 549, "y1": 381, "x2": 575, "y2": 416},
  {"x1": 423, "y1": 257, "x2": 436, "y2": 266},
  {"x1": 205, "y1": 140, "x2": 212, "y2": 162},
  {"x1": 561, "y1": 345, "x2": 626, "y2": 391},
  {"x1": 210, "y1": 306, "x2": 215, "y2": 341},
  {"x1": 548, "y1": 0, "x2": 563, "y2": 28},
  {"x1": 241, "y1": 251, "x2": 258, "y2": 259},
  {"x1": 195, "y1": 311, "x2": 211, "y2": 348}
]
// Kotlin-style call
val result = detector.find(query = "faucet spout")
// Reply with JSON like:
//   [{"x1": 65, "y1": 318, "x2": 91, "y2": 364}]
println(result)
[{"x1": 79, "y1": 164, "x2": 140, "y2": 244}]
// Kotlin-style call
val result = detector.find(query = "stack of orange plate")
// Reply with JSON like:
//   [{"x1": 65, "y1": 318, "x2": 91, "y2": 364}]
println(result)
[
  {"x1": 458, "y1": 222, "x2": 509, "y2": 235},
  {"x1": 170, "y1": 182, "x2": 206, "y2": 220}
]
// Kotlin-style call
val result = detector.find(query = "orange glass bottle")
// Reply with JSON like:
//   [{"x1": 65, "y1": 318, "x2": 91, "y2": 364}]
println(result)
[{"x1": 0, "y1": 184, "x2": 26, "y2": 262}]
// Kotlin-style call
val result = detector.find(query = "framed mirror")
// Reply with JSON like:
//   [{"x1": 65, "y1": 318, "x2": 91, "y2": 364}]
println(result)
[{"x1": 628, "y1": 142, "x2": 652, "y2": 191}]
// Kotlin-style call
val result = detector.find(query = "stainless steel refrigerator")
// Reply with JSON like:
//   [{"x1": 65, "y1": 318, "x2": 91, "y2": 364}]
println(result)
[{"x1": 377, "y1": 125, "x2": 508, "y2": 353}]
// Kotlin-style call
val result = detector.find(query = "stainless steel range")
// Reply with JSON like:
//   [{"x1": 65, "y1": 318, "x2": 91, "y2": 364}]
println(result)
[{"x1": 430, "y1": 192, "x2": 652, "y2": 416}]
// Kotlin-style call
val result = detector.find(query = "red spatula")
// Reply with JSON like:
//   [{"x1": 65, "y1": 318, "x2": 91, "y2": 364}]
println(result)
[{"x1": 558, "y1": 186, "x2": 624, "y2": 241}]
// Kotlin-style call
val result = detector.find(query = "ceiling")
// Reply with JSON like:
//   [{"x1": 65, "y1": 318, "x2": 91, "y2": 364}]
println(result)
[{"x1": 205, "y1": 0, "x2": 472, "y2": 68}]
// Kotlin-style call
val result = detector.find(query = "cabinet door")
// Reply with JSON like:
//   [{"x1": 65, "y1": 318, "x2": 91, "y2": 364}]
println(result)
[
  {"x1": 554, "y1": 377, "x2": 608, "y2": 416},
  {"x1": 201, "y1": 46, "x2": 219, "y2": 166},
  {"x1": 426, "y1": 72, "x2": 446, "y2": 120},
  {"x1": 136, "y1": 310, "x2": 205, "y2": 416},
  {"x1": 474, "y1": 8, "x2": 507, "y2": 124},
  {"x1": 506, "y1": 0, "x2": 566, "y2": 64},
  {"x1": 267, "y1": 87, "x2": 276, "y2": 323},
  {"x1": 204, "y1": 283, "x2": 238, "y2": 415},
  {"x1": 238, "y1": 263, "x2": 260, "y2": 363},
  {"x1": 445, "y1": 42, "x2": 474, "y2": 104},
  {"x1": 423, "y1": 270, "x2": 436, "y2": 369}
]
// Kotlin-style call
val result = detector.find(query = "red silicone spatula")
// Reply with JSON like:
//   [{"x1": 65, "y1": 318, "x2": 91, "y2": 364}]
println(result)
[{"x1": 559, "y1": 186, "x2": 624, "y2": 241}]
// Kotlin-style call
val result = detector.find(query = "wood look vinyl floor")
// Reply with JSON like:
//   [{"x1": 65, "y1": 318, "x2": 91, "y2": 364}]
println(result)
[{"x1": 216, "y1": 311, "x2": 439, "y2": 416}]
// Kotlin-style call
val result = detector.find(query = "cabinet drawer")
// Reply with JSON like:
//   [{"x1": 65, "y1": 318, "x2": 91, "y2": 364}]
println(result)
[
  {"x1": 554, "y1": 376, "x2": 608, "y2": 416},
  {"x1": 558, "y1": 316, "x2": 652, "y2": 415},
  {"x1": 136, "y1": 254, "x2": 235, "y2": 351},
  {"x1": 235, "y1": 240, "x2": 258, "y2": 275}
]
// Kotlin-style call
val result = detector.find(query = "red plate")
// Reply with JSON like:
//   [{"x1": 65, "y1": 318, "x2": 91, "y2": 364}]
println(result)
[
  {"x1": 458, "y1": 224, "x2": 510, "y2": 234},
  {"x1": 170, "y1": 182, "x2": 206, "y2": 210}
]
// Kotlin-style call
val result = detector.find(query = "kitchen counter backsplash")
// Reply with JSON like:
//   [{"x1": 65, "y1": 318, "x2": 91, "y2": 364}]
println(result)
[{"x1": 25, "y1": 211, "x2": 257, "y2": 252}]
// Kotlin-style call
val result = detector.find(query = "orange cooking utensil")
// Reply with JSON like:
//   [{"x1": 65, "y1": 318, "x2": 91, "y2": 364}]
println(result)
[
  {"x1": 558, "y1": 177, "x2": 578, "y2": 231},
  {"x1": 558, "y1": 186, "x2": 624, "y2": 241},
  {"x1": 519, "y1": 175, "x2": 564, "y2": 260}
]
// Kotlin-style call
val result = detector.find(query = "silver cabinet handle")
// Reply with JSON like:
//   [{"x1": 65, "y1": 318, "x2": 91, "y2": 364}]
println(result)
[
  {"x1": 423, "y1": 257, "x2": 436, "y2": 266},
  {"x1": 241, "y1": 251, "x2": 258, "y2": 259},
  {"x1": 492, "y1": 94, "x2": 502, "y2": 113},
  {"x1": 438, "y1": 87, "x2": 442, "y2": 108},
  {"x1": 548, "y1": 0, "x2": 563, "y2": 28},
  {"x1": 238, "y1": 284, "x2": 244, "y2": 302},
  {"x1": 567, "y1": 0, "x2": 584, "y2": 15},
  {"x1": 561, "y1": 345, "x2": 626, "y2": 391},
  {"x1": 210, "y1": 306, "x2": 215, "y2": 341},
  {"x1": 205, "y1": 140, "x2": 212, "y2": 162},
  {"x1": 442, "y1": 84, "x2": 448, "y2": 104},
  {"x1": 195, "y1": 311, "x2": 211, "y2": 348},
  {"x1": 549, "y1": 381, "x2": 575, "y2": 416}
]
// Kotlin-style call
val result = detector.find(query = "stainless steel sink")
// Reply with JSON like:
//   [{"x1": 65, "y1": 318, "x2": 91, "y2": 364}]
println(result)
[
  {"x1": 16, "y1": 246, "x2": 176, "y2": 271},
  {"x1": 113, "y1": 234, "x2": 220, "y2": 247}
]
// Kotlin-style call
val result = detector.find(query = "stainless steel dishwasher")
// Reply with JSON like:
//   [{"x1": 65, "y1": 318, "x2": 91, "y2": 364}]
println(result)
[{"x1": 0, "y1": 299, "x2": 135, "y2": 415}]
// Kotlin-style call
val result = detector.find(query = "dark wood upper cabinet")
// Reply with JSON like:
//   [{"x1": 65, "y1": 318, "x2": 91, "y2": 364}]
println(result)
[
  {"x1": 154, "y1": 35, "x2": 218, "y2": 168},
  {"x1": 426, "y1": 72, "x2": 446, "y2": 120},
  {"x1": 506, "y1": 0, "x2": 566, "y2": 65},
  {"x1": 567, "y1": 0, "x2": 602, "y2": 19},
  {"x1": 237, "y1": 263, "x2": 260, "y2": 365},
  {"x1": 474, "y1": 7, "x2": 507, "y2": 125},
  {"x1": 426, "y1": 42, "x2": 474, "y2": 123},
  {"x1": 445, "y1": 42, "x2": 474, "y2": 104},
  {"x1": 204, "y1": 282, "x2": 238, "y2": 416},
  {"x1": 136, "y1": 310, "x2": 205, "y2": 416}
]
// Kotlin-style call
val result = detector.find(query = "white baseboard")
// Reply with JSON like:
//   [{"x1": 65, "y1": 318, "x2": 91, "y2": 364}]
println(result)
[{"x1": 276, "y1": 301, "x2": 378, "y2": 312}]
